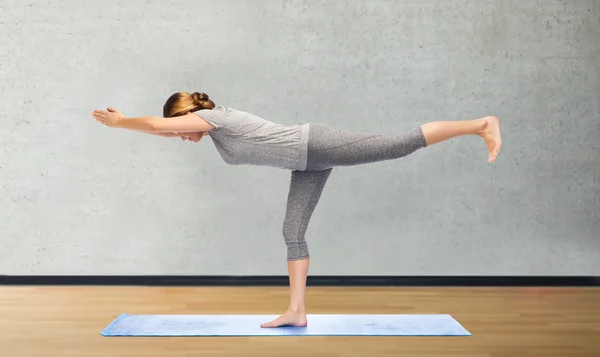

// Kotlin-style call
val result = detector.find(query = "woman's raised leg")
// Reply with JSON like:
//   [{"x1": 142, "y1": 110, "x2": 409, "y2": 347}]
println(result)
[{"x1": 305, "y1": 116, "x2": 501, "y2": 171}]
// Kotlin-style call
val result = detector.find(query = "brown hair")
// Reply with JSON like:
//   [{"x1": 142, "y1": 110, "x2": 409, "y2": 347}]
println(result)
[{"x1": 162, "y1": 92, "x2": 216, "y2": 118}]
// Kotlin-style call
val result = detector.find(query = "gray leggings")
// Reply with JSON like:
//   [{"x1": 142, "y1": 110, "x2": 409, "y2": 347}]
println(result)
[{"x1": 283, "y1": 124, "x2": 428, "y2": 260}]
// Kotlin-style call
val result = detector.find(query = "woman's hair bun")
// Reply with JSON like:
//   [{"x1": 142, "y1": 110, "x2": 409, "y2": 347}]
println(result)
[
  {"x1": 192, "y1": 92, "x2": 209, "y2": 103},
  {"x1": 190, "y1": 92, "x2": 216, "y2": 110}
]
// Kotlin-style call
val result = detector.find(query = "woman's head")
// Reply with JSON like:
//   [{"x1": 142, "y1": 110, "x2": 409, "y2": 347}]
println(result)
[
  {"x1": 162, "y1": 91, "x2": 215, "y2": 118},
  {"x1": 162, "y1": 92, "x2": 215, "y2": 143}
]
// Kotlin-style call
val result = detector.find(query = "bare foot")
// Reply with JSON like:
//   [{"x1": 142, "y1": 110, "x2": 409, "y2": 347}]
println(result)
[
  {"x1": 478, "y1": 116, "x2": 502, "y2": 162},
  {"x1": 260, "y1": 310, "x2": 307, "y2": 328}
]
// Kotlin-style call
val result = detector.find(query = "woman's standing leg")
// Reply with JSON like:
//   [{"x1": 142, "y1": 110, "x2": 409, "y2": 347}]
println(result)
[{"x1": 260, "y1": 168, "x2": 333, "y2": 328}]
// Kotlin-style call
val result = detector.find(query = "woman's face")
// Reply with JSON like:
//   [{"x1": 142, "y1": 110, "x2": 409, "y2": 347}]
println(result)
[{"x1": 177, "y1": 132, "x2": 204, "y2": 143}]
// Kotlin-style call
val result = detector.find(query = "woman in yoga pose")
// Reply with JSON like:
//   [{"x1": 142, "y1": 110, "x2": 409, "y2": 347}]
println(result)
[{"x1": 92, "y1": 91, "x2": 502, "y2": 328}]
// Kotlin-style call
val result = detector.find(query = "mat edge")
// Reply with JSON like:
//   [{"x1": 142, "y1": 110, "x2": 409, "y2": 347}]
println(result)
[{"x1": 101, "y1": 313, "x2": 129, "y2": 336}]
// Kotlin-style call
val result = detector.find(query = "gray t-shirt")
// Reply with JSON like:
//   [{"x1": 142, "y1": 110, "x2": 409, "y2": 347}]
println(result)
[{"x1": 194, "y1": 107, "x2": 310, "y2": 171}]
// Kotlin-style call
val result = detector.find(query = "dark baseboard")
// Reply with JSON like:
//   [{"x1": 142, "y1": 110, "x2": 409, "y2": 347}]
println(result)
[{"x1": 0, "y1": 275, "x2": 599, "y2": 286}]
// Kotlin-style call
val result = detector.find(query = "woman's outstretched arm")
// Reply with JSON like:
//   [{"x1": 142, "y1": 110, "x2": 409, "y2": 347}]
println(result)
[{"x1": 93, "y1": 108, "x2": 215, "y2": 133}]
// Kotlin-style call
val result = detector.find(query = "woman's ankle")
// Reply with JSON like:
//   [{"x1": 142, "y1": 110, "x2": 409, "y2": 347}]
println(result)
[{"x1": 288, "y1": 304, "x2": 306, "y2": 313}]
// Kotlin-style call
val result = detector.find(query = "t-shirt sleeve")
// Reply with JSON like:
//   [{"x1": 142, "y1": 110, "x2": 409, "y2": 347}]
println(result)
[{"x1": 194, "y1": 108, "x2": 227, "y2": 130}]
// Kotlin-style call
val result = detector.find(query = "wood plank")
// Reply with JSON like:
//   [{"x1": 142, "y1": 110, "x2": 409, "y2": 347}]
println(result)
[{"x1": 1, "y1": 287, "x2": 598, "y2": 356}]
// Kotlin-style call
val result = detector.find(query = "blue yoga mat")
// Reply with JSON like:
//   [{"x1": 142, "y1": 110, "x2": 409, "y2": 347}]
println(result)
[{"x1": 101, "y1": 313, "x2": 471, "y2": 336}]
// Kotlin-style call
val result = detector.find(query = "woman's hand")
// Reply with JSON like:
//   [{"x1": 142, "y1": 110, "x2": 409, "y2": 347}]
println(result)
[{"x1": 93, "y1": 107, "x2": 125, "y2": 128}]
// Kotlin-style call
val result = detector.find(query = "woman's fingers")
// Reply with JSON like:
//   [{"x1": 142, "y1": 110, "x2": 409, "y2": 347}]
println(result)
[
  {"x1": 93, "y1": 111, "x2": 107, "y2": 120},
  {"x1": 93, "y1": 109, "x2": 116, "y2": 127},
  {"x1": 93, "y1": 110, "x2": 110, "y2": 116},
  {"x1": 93, "y1": 111, "x2": 107, "y2": 125}
]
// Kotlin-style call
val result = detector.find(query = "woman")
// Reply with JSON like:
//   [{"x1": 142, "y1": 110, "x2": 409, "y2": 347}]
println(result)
[{"x1": 92, "y1": 91, "x2": 502, "y2": 328}]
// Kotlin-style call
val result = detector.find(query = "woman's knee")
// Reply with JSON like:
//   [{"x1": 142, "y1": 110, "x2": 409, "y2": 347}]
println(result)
[
  {"x1": 286, "y1": 241, "x2": 309, "y2": 261},
  {"x1": 283, "y1": 223, "x2": 309, "y2": 260}
]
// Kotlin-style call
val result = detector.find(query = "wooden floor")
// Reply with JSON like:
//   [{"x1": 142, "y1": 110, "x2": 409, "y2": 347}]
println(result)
[{"x1": 1, "y1": 286, "x2": 599, "y2": 356}]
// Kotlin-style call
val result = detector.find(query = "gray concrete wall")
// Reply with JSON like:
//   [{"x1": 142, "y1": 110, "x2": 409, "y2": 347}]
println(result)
[{"x1": 1, "y1": 0, "x2": 598, "y2": 275}]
